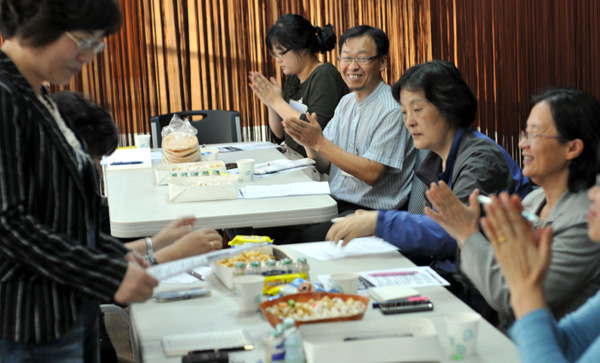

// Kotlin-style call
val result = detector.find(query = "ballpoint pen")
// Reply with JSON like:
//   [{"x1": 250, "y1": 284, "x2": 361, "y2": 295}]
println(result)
[
  {"x1": 110, "y1": 161, "x2": 143, "y2": 165},
  {"x1": 188, "y1": 270, "x2": 204, "y2": 281}
]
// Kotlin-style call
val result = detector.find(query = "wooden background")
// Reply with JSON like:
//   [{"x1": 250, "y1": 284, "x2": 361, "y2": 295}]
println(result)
[{"x1": 48, "y1": 0, "x2": 599, "y2": 159}]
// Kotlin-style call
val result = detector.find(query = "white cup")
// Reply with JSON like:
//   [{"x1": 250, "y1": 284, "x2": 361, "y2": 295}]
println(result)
[
  {"x1": 200, "y1": 147, "x2": 219, "y2": 161},
  {"x1": 329, "y1": 272, "x2": 359, "y2": 294},
  {"x1": 237, "y1": 158, "x2": 255, "y2": 182},
  {"x1": 234, "y1": 275, "x2": 265, "y2": 313},
  {"x1": 445, "y1": 313, "x2": 481, "y2": 359},
  {"x1": 134, "y1": 134, "x2": 151, "y2": 148}
]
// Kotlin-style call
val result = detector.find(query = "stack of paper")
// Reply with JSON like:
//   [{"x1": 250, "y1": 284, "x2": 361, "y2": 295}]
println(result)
[{"x1": 368, "y1": 286, "x2": 420, "y2": 302}]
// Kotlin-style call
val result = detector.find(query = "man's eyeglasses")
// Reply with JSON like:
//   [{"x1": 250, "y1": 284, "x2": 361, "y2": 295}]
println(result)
[
  {"x1": 270, "y1": 48, "x2": 291, "y2": 59},
  {"x1": 65, "y1": 32, "x2": 106, "y2": 54},
  {"x1": 519, "y1": 130, "x2": 562, "y2": 144},
  {"x1": 337, "y1": 55, "x2": 378, "y2": 65}
]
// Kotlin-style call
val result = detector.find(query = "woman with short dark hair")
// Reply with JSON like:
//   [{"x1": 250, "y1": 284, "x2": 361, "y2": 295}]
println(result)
[
  {"x1": 327, "y1": 60, "x2": 530, "y2": 287},
  {"x1": 426, "y1": 88, "x2": 600, "y2": 329},
  {"x1": 0, "y1": 1, "x2": 158, "y2": 360},
  {"x1": 249, "y1": 13, "x2": 348, "y2": 157}
]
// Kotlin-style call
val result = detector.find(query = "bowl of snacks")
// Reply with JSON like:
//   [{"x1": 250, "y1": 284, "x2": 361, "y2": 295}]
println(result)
[{"x1": 260, "y1": 292, "x2": 369, "y2": 327}]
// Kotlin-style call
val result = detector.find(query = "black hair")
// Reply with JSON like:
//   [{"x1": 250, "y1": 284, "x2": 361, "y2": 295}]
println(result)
[
  {"x1": 532, "y1": 88, "x2": 600, "y2": 192},
  {"x1": 52, "y1": 91, "x2": 118, "y2": 159},
  {"x1": 0, "y1": 0, "x2": 122, "y2": 47},
  {"x1": 338, "y1": 25, "x2": 389, "y2": 57},
  {"x1": 265, "y1": 14, "x2": 336, "y2": 55},
  {"x1": 392, "y1": 60, "x2": 477, "y2": 129}
]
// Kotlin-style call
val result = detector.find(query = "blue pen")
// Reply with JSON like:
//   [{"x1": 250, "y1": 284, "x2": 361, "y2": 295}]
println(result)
[{"x1": 110, "y1": 161, "x2": 143, "y2": 165}]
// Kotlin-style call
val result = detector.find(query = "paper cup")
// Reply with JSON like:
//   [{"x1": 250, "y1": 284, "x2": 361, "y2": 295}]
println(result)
[
  {"x1": 134, "y1": 134, "x2": 151, "y2": 148},
  {"x1": 330, "y1": 272, "x2": 359, "y2": 294},
  {"x1": 445, "y1": 313, "x2": 481, "y2": 359},
  {"x1": 234, "y1": 275, "x2": 265, "y2": 313},
  {"x1": 237, "y1": 158, "x2": 255, "y2": 182},
  {"x1": 200, "y1": 147, "x2": 219, "y2": 161}
]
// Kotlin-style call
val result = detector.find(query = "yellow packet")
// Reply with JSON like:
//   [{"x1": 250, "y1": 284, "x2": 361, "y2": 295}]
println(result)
[
  {"x1": 263, "y1": 273, "x2": 308, "y2": 294},
  {"x1": 228, "y1": 235, "x2": 274, "y2": 246}
]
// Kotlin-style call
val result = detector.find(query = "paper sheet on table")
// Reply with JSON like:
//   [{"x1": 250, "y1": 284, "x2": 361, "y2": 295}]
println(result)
[
  {"x1": 217, "y1": 142, "x2": 280, "y2": 153},
  {"x1": 160, "y1": 266, "x2": 213, "y2": 283},
  {"x1": 148, "y1": 243, "x2": 268, "y2": 280},
  {"x1": 105, "y1": 147, "x2": 152, "y2": 171},
  {"x1": 287, "y1": 238, "x2": 399, "y2": 261},
  {"x1": 360, "y1": 266, "x2": 450, "y2": 287},
  {"x1": 239, "y1": 181, "x2": 330, "y2": 199}
]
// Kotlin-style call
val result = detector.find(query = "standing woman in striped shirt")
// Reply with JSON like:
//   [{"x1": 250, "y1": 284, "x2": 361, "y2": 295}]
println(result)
[{"x1": 0, "y1": 1, "x2": 158, "y2": 361}]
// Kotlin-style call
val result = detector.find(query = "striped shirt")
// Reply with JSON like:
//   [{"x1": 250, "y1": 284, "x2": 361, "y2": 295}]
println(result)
[
  {"x1": 0, "y1": 51, "x2": 129, "y2": 343},
  {"x1": 323, "y1": 81, "x2": 415, "y2": 209}
]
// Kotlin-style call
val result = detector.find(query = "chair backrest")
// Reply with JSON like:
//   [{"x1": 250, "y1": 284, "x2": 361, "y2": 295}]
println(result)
[
  {"x1": 407, "y1": 149, "x2": 430, "y2": 214},
  {"x1": 150, "y1": 110, "x2": 242, "y2": 148}
]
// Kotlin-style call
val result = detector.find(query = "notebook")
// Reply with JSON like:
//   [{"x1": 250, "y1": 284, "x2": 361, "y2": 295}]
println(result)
[
  {"x1": 368, "y1": 286, "x2": 420, "y2": 302},
  {"x1": 162, "y1": 329, "x2": 253, "y2": 356}
]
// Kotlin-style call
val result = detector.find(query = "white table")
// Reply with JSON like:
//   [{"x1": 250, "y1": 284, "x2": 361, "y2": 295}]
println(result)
[
  {"x1": 130, "y1": 245, "x2": 519, "y2": 362},
  {"x1": 106, "y1": 148, "x2": 338, "y2": 238}
]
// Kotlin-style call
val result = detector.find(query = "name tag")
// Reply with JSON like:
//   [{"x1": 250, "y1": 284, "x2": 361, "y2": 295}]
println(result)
[{"x1": 290, "y1": 99, "x2": 308, "y2": 114}]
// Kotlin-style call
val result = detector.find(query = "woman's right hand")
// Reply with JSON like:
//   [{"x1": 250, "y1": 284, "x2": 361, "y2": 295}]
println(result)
[
  {"x1": 248, "y1": 71, "x2": 283, "y2": 108},
  {"x1": 155, "y1": 228, "x2": 223, "y2": 263},
  {"x1": 480, "y1": 193, "x2": 553, "y2": 318}
]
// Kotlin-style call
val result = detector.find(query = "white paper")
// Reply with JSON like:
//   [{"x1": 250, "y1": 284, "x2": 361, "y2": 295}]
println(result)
[
  {"x1": 239, "y1": 181, "x2": 330, "y2": 199},
  {"x1": 162, "y1": 329, "x2": 252, "y2": 356},
  {"x1": 217, "y1": 142, "x2": 280, "y2": 153},
  {"x1": 151, "y1": 151, "x2": 163, "y2": 160},
  {"x1": 287, "y1": 238, "x2": 399, "y2": 261},
  {"x1": 105, "y1": 147, "x2": 152, "y2": 171},
  {"x1": 148, "y1": 243, "x2": 267, "y2": 280},
  {"x1": 360, "y1": 266, "x2": 450, "y2": 288},
  {"x1": 160, "y1": 266, "x2": 213, "y2": 283}
]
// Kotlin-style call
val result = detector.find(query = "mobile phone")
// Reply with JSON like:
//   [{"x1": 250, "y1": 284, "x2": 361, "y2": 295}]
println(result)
[
  {"x1": 182, "y1": 351, "x2": 228, "y2": 363},
  {"x1": 379, "y1": 299, "x2": 434, "y2": 315},
  {"x1": 154, "y1": 287, "x2": 211, "y2": 302}
]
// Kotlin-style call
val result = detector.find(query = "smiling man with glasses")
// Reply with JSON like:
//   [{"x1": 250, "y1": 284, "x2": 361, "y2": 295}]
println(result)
[{"x1": 277, "y1": 25, "x2": 416, "y2": 243}]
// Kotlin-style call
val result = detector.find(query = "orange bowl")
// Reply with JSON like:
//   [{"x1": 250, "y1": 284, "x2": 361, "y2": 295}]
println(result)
[{"x1": 260, "y1": 292, "x2": 370, "y2": 327}]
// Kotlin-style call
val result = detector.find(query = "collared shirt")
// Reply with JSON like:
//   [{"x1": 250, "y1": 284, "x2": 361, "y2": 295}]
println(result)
[
  {"x1": 0, "y1": 51, "x2": 129, "y2": 343},
  {"x1": 323, "y1": 81, "x2": 415, "y2": 210}
]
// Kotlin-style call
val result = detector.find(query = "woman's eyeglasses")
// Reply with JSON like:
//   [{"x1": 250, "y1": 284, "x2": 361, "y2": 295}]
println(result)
[{"x1": 65, "y1": 32, "x2": 105, "y2": 54}]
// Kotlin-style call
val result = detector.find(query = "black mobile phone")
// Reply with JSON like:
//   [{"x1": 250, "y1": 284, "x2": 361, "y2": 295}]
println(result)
[
  {"x1": 379, "y1": 299, "x2": 434, "y2": 315},
  {"x1": 182, "y1": 351, "x2": 229, "y2": 363}
]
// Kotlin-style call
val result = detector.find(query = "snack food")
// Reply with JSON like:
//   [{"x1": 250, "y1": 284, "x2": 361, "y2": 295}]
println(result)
[
  {"x1": 216, "y1": 250, "x2": 275, "y2": 268},
  {"x1": 162, "y1": 132, "x2": 201, "y2": 164},
  {"x1": 265, "y1": 295, "x2": 366, "y2": 321}
]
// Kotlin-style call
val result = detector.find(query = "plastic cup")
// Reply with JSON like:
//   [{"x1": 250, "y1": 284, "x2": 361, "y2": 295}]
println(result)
[
  {"x1": 200, "y1": 147, "x2": 219, "y2": 161},
  {"x1": 445, "y1": 313, "x2": 481, "y2": 359},
  {"x1": 329, "y1": 272, "x2": 359, "y2": 294},
  {"x1": 234, "y1": 275, "x2": 265, "y2": 313},
  {"x1": 134, "y1": 134, "x2": 151, "y2": 148},
  {"x1": 237, "y1": 158, "x2": 255, "y2": 182}
]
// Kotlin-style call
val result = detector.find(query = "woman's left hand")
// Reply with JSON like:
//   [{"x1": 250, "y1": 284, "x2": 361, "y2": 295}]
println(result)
[
  {"x1": 480, "y1": 193, "x2": 553, "y2": 318},
  {"x1": 424, "y1": 181, "x2": 480, "y2": 247},
  {"x1": 249, "y1": 71, "x2": 282, "y2": 107}
]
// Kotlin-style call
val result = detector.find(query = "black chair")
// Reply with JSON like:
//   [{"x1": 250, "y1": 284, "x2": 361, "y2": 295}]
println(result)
[{"x1": 150, "y1": 110, "x2": 242, "y2": 148}]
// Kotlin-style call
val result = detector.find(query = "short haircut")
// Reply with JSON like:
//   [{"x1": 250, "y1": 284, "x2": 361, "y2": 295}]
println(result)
[
  {"x1": 0, "y1": 0, "x2": 122, "y2": 47},
  {"x1": 532, "y1": 88, "x2": 600, "y2": 192},
  {"x1": 338, "y1": 25, "x2": 389, "y2": 57},
  {"x1": 265, "y1": 14, "x2": 337, "y2": 55},
  {"x1": 52, "y1": 91, "x2": 118, "y2": 159},
  {"x1": 392, "y1": 60, "x2": 477, "y2": 129}
]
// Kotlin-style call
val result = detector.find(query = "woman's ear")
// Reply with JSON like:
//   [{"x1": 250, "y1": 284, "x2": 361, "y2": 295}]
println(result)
[{"x1": 566, "y1": 138, "x2": 584, "y2": 161}]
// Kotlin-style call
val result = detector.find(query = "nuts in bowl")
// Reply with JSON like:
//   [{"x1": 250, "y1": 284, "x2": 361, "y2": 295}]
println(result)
[{"x1": 260, "y1": 292, "x2": 369, "y2": 327}]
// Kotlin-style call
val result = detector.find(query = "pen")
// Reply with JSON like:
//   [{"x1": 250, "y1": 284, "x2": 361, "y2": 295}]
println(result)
[
  {"x1": 110, "y1": 161, "x2": 143, "y2": 165},
  {"x1": 372, "y1": 296, "x2": 430, "y2": 308},
  {"x1": 477, "y1": 195, "x2": 542, "y2": 226},
  {"x1": 188, "y1": 270, "x2": 204, "y2": 281},
  {"x1": 343, "y1": 333, "x2": 413, "y2": 341},
  {"x1": 368, "y1": 271, "x2": 417, "y2": 277}
]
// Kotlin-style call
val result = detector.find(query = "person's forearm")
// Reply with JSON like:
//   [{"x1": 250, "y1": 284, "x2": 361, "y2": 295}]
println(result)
[
  {"x1": 511, "y1": 285, "x2": 547, "y2": 319},
  {"x1": 313, "y1": 138, "x2": 385, "y2": 185},
  {"x1": 305, "y1": 146, "x2": 331, "y2": 173},
  {"x1": 268, "y1": 107, "x2": 284, "y2": 139}
]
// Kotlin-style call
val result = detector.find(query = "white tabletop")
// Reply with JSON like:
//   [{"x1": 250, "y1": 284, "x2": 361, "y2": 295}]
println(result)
[
  {"x1": 129, "y1": 245, "x2": 519, "y2": 363},
  {"x1": 106, "y1": 148, "x2": 338, "y2": 238}
]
